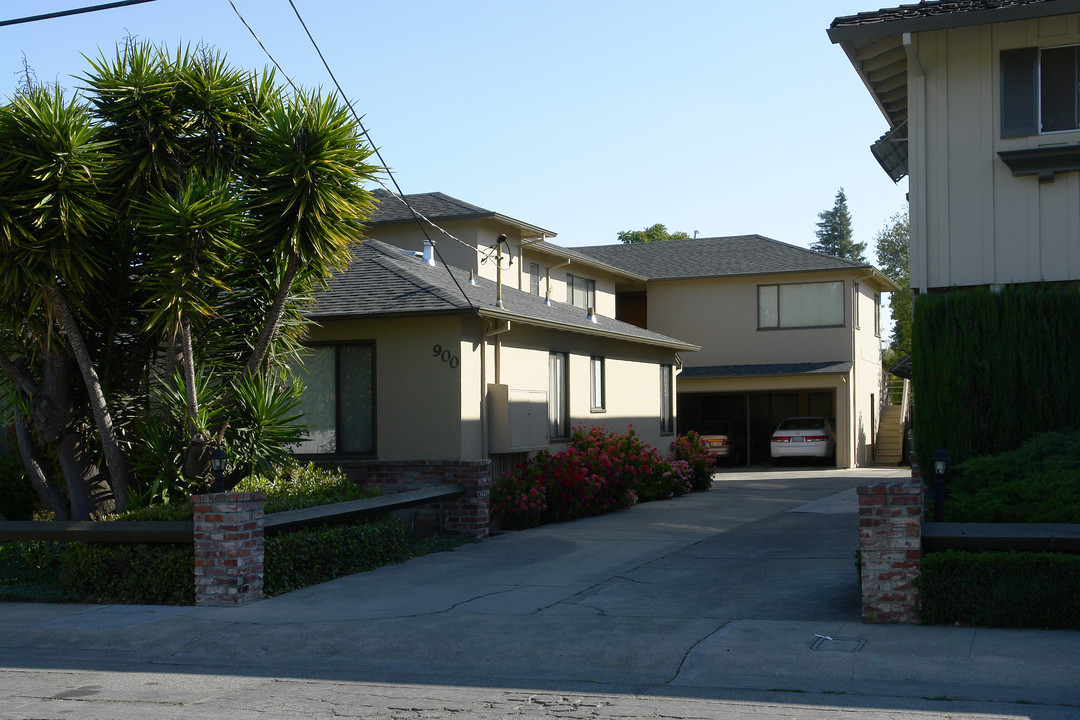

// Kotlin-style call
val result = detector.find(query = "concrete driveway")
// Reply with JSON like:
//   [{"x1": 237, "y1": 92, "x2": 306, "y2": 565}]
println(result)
[{"x1": 2, "y1": 466, "x2": 1079, "y2": 712}]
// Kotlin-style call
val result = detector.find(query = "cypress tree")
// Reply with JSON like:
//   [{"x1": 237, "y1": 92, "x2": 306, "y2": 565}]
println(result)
[{"x1": 812, "y1": 188, "x2": 867, "y2": 262}]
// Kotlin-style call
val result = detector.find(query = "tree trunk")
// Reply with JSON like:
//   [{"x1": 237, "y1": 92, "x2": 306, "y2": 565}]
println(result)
[
  {"x1": 179, "y1": 315, "x2": 199, "y2": 434},
  {"x1": 46, "y1": 285, "x2": 130, "y2": 512},
  {"x1": 244, "y1": 252, "x2": 299, "y2": 376},
  {"x1": 14, "y1": 413, "x2": 69, "y2": 520}
]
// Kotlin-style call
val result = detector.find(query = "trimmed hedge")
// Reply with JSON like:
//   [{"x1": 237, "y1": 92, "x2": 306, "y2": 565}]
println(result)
[
  {"x1": 946, "y1": 429, "x2": 1080, "y2": 523},
  {"x1": 913, "y1": 284, "x2": 1080, "y2": 470},
  {"x1": 265, "y1": 517, "x2": 410, "y2": 595},
  {"x1": 917, "y1": 550, "x2": 1080, "y2": 628},
  {"x1": 59, "y1": 542, "x2": 194, "y2": 605}
]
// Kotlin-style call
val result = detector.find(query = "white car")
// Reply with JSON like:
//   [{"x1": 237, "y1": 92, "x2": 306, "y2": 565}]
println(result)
[{"x1": 770, "y1": 417, "x2": 836, "y2": 465}]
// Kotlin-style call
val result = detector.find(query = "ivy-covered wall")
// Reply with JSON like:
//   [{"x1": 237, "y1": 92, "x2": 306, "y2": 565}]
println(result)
[{"x1": 912, "y1": 284, "x2": 1080, "y2": 468}]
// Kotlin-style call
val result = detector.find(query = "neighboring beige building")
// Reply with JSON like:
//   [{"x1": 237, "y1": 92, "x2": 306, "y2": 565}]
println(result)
[
  {"x1": 574, "y1": 237, "x2": 899, "y2": 468},
  {"x1": 829, "y1": 0, "x2": 1080, "y2": 293}
]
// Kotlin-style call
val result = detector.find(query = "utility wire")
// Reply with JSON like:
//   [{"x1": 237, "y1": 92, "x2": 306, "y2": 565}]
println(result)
[
  {"x1": 284, "y1": 0, "x2": 481, "y2": 314},
  {"x1": 226, "y1": 0, "x2": 296, "y2": 92},
  {"x1": 0, "y1": 0, "x2": 158, "y2": 28}
]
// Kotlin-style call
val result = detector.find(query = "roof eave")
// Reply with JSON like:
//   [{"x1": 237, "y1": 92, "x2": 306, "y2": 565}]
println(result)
[
  {"x1": 477, "y1": 307, "x2": 700, "y2": 352},
  {"x1": 523, "y1": 242, "x2": 649, "y2": 282},
  {"x1": 828, "y1": 0, "x2": 1080, "y2": 43}
]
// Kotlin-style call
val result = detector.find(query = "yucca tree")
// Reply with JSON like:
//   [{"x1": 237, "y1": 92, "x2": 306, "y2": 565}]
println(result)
[
  {"x1": 242, "y1": 89, "x2": 379, "y2": 375},
  {"x1": 0, "y1": 42, "x2": 380, "y2": 517},
  {"x1": 0, "y1": 85, "x2": 131, "y2": 517}
]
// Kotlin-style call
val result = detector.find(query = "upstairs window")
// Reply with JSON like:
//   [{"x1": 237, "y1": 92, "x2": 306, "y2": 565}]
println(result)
[
  {"x1": 1001, "y1": 45, "x2": 1080, "y2": 137},
  {"x1": 529, "y1": 262, "x2": 541, "y2": 295},
  {"x1": 566, "y1": 274, "x2": 596, "y2": 310},
  {"x1": 758, "y1": 281, "x2": 845, "y2": 329}
]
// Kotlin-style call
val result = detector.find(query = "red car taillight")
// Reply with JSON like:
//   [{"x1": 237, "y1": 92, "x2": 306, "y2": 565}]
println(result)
[
  {"x1": 805, "y1": 435, "x2": 829, "y2": 442},
  {"x1": 773, "y1": 436, "x2": 790, "y2": 443}
]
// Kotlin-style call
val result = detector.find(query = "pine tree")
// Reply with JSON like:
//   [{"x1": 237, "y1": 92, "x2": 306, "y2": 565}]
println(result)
[{"x1": 812, "y1": 188, "x2": 866, "y2": 262}]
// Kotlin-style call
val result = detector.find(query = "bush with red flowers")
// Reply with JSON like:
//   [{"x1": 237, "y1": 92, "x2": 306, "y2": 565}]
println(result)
[{"x1": 491, "y1": 425, "x2": 714, "y2": 529}]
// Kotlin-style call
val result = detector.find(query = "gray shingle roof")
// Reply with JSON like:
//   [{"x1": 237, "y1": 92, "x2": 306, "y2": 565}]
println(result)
[
  {"x1": 309, "y1": 239, "x2": 698, "y2": 351},
  {"x1": 368, "y1": 189, "x2": 493, "y2": 225},
  {"x1": 571, "y1": 235, "x2": 868, "y2": 281},
  {"x1": 367, "y1": 190, "x2": 557, "y2": 238},
  {"x1": 681, "y1": 362, "x2": 854, "y2": 378},
  {"x1": 828, "y1": 0, "x2": 1072, "y2": 41}
]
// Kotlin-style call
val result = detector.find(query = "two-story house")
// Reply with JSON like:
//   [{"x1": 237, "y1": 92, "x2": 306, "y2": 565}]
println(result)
[
  {"x1": 295, "y1": 193, "x2": 697, "y2": 482},
  {"x1": 829, "y1": 0, "x2": 1080, "y2": 293},
  {"x1": 574, "y1": 237, "x2": 899, "y2": 468}
]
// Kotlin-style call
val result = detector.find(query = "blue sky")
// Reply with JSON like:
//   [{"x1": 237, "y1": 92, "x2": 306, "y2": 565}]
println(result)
[{"x1": 0, "y1": 0, "x2": 908, "y2": 262}]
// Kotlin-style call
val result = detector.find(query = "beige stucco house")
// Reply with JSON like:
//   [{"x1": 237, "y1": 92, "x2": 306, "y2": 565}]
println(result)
[
  {"x1": 829, "y1": 0, "x2": 1080, "y2": 293},
  {"x1": 294, "y1": 227, "x2": 697, "y2": 479},
  {"x1": 572, "y1": 237, "x2": 899, "y2": 468}
]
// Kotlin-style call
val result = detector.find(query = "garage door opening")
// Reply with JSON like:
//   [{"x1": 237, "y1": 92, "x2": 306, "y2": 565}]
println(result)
[{"x1": 679, "y1": 390, "x2": 836, "y2": 466}]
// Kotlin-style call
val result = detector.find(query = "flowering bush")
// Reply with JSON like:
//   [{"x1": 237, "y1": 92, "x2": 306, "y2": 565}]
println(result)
[
  {"x1": 491, "y1": 425, "x2": 717, "y2": 529},
  {"x1": 671, "y1": 430, "x2": 715, "y2": 491}
]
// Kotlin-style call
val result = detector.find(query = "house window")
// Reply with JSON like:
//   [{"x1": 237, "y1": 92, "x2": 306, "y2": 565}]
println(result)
[
  {"x1": 292, "y1": 343, "x2": 374, "y2": 454},
  {"x1": 853, "y1": 282, "x2": 861, "y2": 329},
  {"x1": 590, "y1": 356, "x2": 605, "y2": 411},
  {"x1": 660, "y1": 364, "x2": 674, "y2": 434},
  {"x1": 549, "y1": 351, "x2": 570, "y2": 440},
  {"x1": 529, "y1": 262, "x2": 541, "y2": 295},
  {"x1": 874, "y1": 292, "x2": 882, "y2": 337},
  {"x1": 566, "y1": 274, "x2": 596, "y2": 310},
  {"x1": 758, "y1": 281, "x2": 845, "y2": 329},
  {"x1": 1001, "y1": 45, "x2": 1080, "y2": 137}
]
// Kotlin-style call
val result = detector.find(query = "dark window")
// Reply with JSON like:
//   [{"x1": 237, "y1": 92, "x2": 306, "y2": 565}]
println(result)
[
  {"x1": 549, "y1": 351, "x2": 570, "y2": 440},
  {"x1": 530, "y1": 262, "x2": 541, "y2": 295},
  {"x1": 292, "y1": 343, "x2": 375, "y2": 454},
  {"x1": 566, "y1": 274, "x2": 596, "y2": 310},
  {"x1": 1001, "y1": 45, "x2": 1080, "y2": 137},
  {"x1": 660, "y1": 364, "x2": 674, "y2": 434}
]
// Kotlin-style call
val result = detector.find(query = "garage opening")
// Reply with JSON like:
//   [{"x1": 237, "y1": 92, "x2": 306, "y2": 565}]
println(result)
[{"x1": 678, "y1": 390, "x2": 836, "y2": 466}]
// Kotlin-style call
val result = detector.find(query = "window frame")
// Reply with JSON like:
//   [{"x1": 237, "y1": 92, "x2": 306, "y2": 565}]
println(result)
[
  {"x1": 590, "y1": 356, "x2": 606, "y2": 412},
  {"x1": 874, "y1": 292, "x2": 882, "y2": 338},
  {"x1": 529, "y1": 262, "x2": 541, "y2": 295},
  {"x1": 549, "y1": 351, "x2": 570, "y2": 441},
  {"x1": 757, "y1": 280, "x2": 846, "y2": 330},
  {"x1": 291, "y1": 341, "x2": 376, "y2": 456},
  {"x1": 566, "y1": 273, "x2": 596, "y2": 310},
  {"x1": 1001, "y1": 44, "x2": 1080, "y2": 138},
  {"x1": 660, "y1": 364, "x2": 674, "y2": 435}
]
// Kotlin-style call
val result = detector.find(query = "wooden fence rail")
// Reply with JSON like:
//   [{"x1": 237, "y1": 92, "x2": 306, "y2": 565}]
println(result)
[{"x1": 0, "y1": 484, "x2": 467, "y2": 544}]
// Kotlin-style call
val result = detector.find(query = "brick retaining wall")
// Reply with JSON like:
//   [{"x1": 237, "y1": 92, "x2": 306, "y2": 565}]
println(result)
[
  {"x1": 858, "y1": 482, "x2": 923, "y2": 623},
  {"x1": 310, "y1": 458, "x2": 493, "y2": 538}
]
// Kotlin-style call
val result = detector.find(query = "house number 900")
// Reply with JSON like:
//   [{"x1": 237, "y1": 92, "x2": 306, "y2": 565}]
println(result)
[{"x1": 432, "y1": 344, "x2": 459, "y2": 369}]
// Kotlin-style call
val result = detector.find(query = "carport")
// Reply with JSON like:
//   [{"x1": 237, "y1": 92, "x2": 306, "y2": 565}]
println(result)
[{"x1": 676, "y1": 362, "x2": 852, "y2": 467}]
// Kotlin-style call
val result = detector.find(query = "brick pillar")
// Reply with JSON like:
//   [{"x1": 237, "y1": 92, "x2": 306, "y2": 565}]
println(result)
[
  {"x1": 444, "y1": 460, "x2": 492, "y2": 538},
  {"x1": 858, "y1": 482, "x2": 923, "y2": 623},
  {"x1": 192, "y1": 491, "x2": 266, "y2": 606}
]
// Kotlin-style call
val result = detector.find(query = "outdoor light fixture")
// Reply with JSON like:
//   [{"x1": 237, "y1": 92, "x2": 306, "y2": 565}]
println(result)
[
  {"x1": 210, "y1": 447, "x2": 227, "y2": 493},
  {"x1": 932, "y1": 447, "x2": 949, "y2": 523}
]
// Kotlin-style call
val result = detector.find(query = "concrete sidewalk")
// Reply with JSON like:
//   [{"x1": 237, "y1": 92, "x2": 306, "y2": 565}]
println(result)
[{"x1": 1, "y1": 467, "x2": 1077, "y2": 711}]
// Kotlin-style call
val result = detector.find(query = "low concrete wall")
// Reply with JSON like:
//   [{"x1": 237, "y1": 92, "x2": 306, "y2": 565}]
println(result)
[{"x1": 858, "y1": 481, "x2": 923, "y2": 623}]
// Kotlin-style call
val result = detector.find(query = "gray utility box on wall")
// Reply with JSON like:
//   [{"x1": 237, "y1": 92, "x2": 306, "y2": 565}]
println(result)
[{"x1": 487, "y1": 384, "x2": 548, "y2": 453}]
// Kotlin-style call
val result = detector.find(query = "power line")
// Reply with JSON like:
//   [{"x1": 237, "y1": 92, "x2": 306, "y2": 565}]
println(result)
[{"x1": 0, "y1": 0, "x2": 158, "y2": 28}]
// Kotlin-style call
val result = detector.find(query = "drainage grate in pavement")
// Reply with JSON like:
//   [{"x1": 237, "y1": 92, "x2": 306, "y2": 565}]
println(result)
[{"x1": 810, "y1": 636, "x2": 866, "y2": 652}]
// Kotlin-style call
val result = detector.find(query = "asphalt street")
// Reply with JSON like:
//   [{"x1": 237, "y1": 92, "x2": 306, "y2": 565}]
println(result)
[{"x1": 1, "y1": 466, "x2": 1077, "y2": 719}]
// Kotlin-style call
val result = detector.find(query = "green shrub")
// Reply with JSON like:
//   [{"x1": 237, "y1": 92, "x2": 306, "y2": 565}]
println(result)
[
  {"x1": 945, "y1": 429, "x2": 1080, "y2": 522},
  {"x1": 0, "y1": 540, "x2": 68, "y2": 602},
  {"x1": 0, "y1": 454, "x2": 37, "y2": 521},
  {"x1": 917, "y1": 550, "x2": 1080, "y2": 628},
  {"x1": 265, "y1": 517, "x2": 410, "y2": 595},
  {"x1": 59, "y1": 543, "x2": 194, "y2": 605},
  {"x1": 913, "y1": 284, "x2": 1080, "y2": 469}
]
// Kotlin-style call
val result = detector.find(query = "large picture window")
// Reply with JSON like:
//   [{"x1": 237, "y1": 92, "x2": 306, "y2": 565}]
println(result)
[
  {"x1": 292, "y1": 343, "x2": 374, "y2": 454},
  {"x1": 1001, "y1": 45, "x2": 1080, "y2": 137},
  {"x1": 758, "y1": 281, "x2": 844, "y2": 329},
  {"x1": 549, "y1": 351, "x2": 570, "y2": 440}
]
